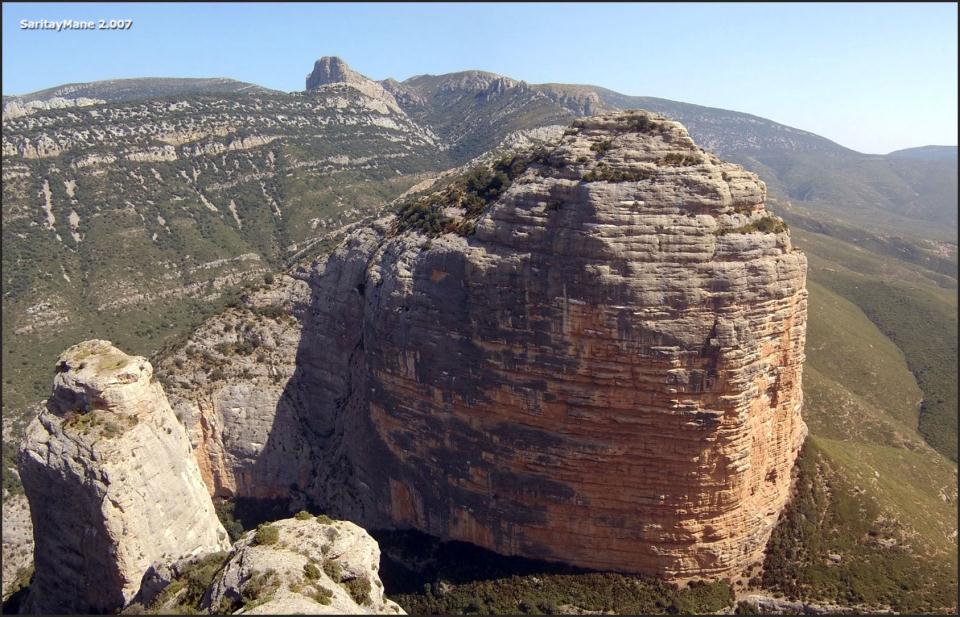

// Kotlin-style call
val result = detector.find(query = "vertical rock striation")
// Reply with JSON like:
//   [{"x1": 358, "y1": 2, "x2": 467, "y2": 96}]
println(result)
[
  {"x1": 162, "y1": 110, "x2": 807, "y2": 581},
  {"x1": 18, "y1": 340, "x2": 230, "y2": 614},
  {"x1": 288, "y1": 111, "x2": 808, "y2": 579}
]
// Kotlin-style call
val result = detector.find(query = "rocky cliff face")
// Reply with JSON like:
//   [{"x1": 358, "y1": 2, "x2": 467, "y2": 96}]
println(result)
[
  {"x1": 17, "y1": 340, "x2": 231, "y2": 614},
  {"x1": 162, "y1": 110, "x2": 807, "y2": 580},
  {"x1": 307, "y1": 56, "x2": 402, "y2": 114}
]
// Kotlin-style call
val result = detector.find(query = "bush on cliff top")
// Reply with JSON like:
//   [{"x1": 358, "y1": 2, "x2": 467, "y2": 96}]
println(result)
[
  {"x1": 393, "y1": 148, "x2": 552, "y2": 238},
  {"x1": 714, "y1": 216, "x2": 788, "y2": 235},
  {"x1": 343, "y1": 575, "x2": 373, "y2": 606},
  {"x1": 253, "y1": 523, "x2": 280, "y2": 546}
]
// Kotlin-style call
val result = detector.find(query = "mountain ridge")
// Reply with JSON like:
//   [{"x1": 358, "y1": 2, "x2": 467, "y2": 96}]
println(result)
[{"x1": 7, "y1": 61, "x2": 940, "y2": 157}]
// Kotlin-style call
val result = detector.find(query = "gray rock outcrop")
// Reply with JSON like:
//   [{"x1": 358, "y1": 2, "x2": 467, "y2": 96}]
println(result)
[
  {"x1": 1, "y1": 493, "x2": 33, "y2": 601},
  {"x1": 134, "y1": 517, "x2": 404, "y2": 615},
  {"x1": 17, "y1": 339, "x2": 230, "y2": 614},
  {"x1": 305, "y1": 56, "x2": 402, "y2": 113}
]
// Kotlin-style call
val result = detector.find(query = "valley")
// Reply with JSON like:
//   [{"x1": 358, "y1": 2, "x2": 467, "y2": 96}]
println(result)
[{"x1": 1, "y1": 57, "x2": 956, "y2": 614}]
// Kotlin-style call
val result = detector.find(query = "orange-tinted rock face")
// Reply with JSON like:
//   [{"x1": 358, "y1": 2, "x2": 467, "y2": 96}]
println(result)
[
  {"x1": 275, "y1": 111, "x2": 809, "y2": 579},
  {"x1": 169, "y1": 111, "x2": 807, "y2": 580}
]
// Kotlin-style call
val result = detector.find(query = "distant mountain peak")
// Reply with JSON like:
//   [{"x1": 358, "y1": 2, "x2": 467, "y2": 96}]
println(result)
[
  {"x1": 306, "y1": 56, "x2": 369, "y2": 90},
  {"x1": 305, "y1": 56, "x2": 402, "y2": 113}
]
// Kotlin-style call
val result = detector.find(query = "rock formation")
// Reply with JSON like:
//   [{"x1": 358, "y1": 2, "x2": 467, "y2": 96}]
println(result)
[
  {"x1": 306, "y1": 56, "x2": 366, "y2": 91},
  {"x1": 133, "y1": 517, "x2": 404, "y2": 615},
  {"x1": 306, "y1": 56, "x2": 402, "y2": 113},
  {"x1": 164, "y1": 110, "x2": 807, "y2": 580},
  {"x1": 1, "y1": 493, "x2": 33, "y2": 601},
  {"x1": 164, "y1": 277, "x2": 312, "y2": 499},
  {"x1": 17, "y1": 340, "x2": 231, "y2": 614}
]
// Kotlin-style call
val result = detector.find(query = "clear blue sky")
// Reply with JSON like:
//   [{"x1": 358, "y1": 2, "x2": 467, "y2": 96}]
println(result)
[{"x1": 3, "y1": 2, "x2": 956, "y2": 154}]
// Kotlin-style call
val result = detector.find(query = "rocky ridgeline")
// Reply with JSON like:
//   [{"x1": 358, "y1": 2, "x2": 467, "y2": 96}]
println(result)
[
  {"x1": 1, "y1": 57, "x2": 447, "y2": 447},
  {"x1": 16, "y1": 340, "x2": 399, "y2": 615},
  {"x1": 157, "y1": 110, "x2": 807, "y2": 580},
  {"x1": 2, "y1": 96, "x2": 105, "y2": 120}
]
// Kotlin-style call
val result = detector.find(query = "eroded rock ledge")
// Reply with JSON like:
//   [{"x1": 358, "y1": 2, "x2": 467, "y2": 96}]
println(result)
[{"x1": 164, "y1": 110, "x2": 808, "y2": 581}]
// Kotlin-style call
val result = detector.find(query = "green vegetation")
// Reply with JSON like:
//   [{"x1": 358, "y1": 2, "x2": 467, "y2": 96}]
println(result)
[
  {"x1": 227, "y1": 568, "x2": 281, "y2": 613},
  {"x1": 581, "y1": 162, "x2": 652, "y2": 183},
  {"x1": 127, "y1": 551, "x2": 230, "y2": 614},
  {"x1": 308, "y1": 583, "x2": 334, "y2": 605},
  {"x1": 343, "y1": 575, "x2": 373, "y2": 606},
  {"x1": 212, "y1": 498, "x2": 245, "y2": 542},
  {"x1": 304, "y1": 562, "x2": 322, "y2": 580},
  {"x1": 62, "y1": 409, "x2": 138, "y2": 438},
  {"x1": 760, "y1": 441, "x2": 956, "y2": 613},
  {"x1": 714, "y1": 216, "x2": 788, "y2": 235},
  {"x1": 792, "y1": 226, "x2": 957, "y2": 461},
  {"x1": 782, "y1": 227, "x2": 958, "y2": 612},
  {"x1": 2, "y1": 93, "x2": 435, "y2": 484},
  {"x1": 659, "y1": 152, "x2": 703, "y2": 166},
  {"x1": 621, "y1": 111, "x2": 655, "y2": 133},
  {"x1": 376, "y1": 530, "x2": 733, "y2": 615},
  {"x1": 822, "y1": 276, "x2": 957, "y2": 461},
  {"x1": 294, "y1": 510, "x2": 313, "y2": 521},
  {"x1": 394, "y1": 573, "x2": 732, "y2": 615},
  {"x1": 1, "y1": 565, "x2": 33, "y2": 610},
  {"x1": 323, "y1": 559, "x2": 343, "y2": 582},
  {"x1": 394, "y1": 149, "x2": 550, "y2": 237},
  {"x1": 253, "y1": 523, "x2": 280, "y2": 546},
  {"x1": 2, "y1": 450, "x2": 23, "y2": 496},
  {"x1": 589, "y1": 139, "x2": 613, "y2": 156},
  {"x1": 316, "y1": 514, "x2": 334, "y2": 524}
]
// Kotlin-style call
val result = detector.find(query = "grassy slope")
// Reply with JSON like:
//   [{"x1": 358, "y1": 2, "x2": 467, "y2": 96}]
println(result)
[
  {"x1": 794, "y1": 228, "x2": 958, "y2": 462},
  {"x1": 760, "y1": 229, "x2": 959, "y2": 611}
]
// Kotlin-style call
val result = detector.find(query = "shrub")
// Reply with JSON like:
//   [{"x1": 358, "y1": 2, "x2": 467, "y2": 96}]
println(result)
[
  {"x1": 589, "y1": 139, "x2": 613, "y2": 156},
  {"x1": 213, "y1": 499, "x2": 244, "y2": 542},
  {"x1": 323, "y1": 559, "x2": 342, "y2": 582},
  {"x1": 295, "y1": 510, "x2": 313, "y2": 521},
  {"x1": 146, "y1": 552, "x2": 229, "y2": 612},
  {"x1": 393, "y1": 148, "x2": 551, "y2": 238},
  {"x1": 316, "y1": 514, "x2": 334, "y2": 524},
  {"x1": 623, "y1": 112, "x2": 653, "y2": 132},
  {"x1": 343, "y1": 575, "x2": 372, "y2": 606},
  {"x1": 660, "y1": 152, "x2": 703, "y2": 166},
  {"x1": 714, "y1": 216, "x2": 788, "y2": 236},
  {"x1": 253, "y1": 523, "x2": 279, "y2": 546},
  {"x1": 239, "y1": 569, "x2": 280, "y2": 611},
  {"x1": 304, "y1": 562, "x2": 321, "y2": 580},
  {"x1": 310, "y1": 584, "x2": 333, "y2": 605},
  {"x1": 582, "y1": 164, "x2": 652, "y2": 183}
]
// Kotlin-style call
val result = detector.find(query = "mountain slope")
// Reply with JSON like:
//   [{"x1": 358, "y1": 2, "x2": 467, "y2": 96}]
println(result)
[
  {"x1": 0, "y1": 74, "x2": 446, "y2": 443},
  {"x1": 888, "y1": 145, "x2": 958, "y2": 161},
  {"x1": 5, "y1": 77, "x2": 276, "y2": 104}
]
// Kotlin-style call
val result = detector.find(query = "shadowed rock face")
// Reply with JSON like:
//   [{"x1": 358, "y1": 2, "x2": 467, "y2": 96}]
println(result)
[
  {"x1": 17, "y1": 340, "x2": 230, "y2": 614},
  {"x1": 165, "y1": 110, "x2": 807, "y2": 580},
  {"x1": 306, "y1": 56, "x2": 363, "y2": 90}
]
